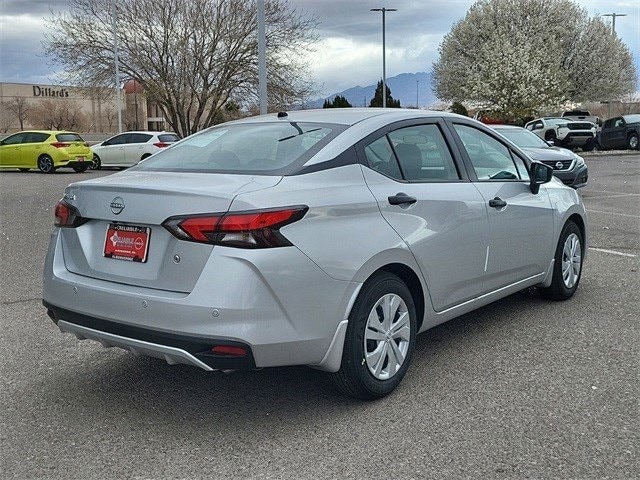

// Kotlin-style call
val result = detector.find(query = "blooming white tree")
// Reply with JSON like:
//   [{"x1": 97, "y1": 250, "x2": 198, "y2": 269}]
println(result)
[{"x1": 432, "y1": 0, "x2": 637, "y2": 118}]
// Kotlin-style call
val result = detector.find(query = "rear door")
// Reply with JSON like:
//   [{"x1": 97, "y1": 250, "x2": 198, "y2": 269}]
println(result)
[
  {"x1": 22, "y1": 132, "x2": 51, "y2": 167},
  {"x1": 124, "y1": 133, "x2": 153, "y2": 165},
  {"x1": 359, "y1": 119, "x2": 489, "y2": 312},
  {"x1": 449, "y1": 122, "x2": 554, "y2": 292}
]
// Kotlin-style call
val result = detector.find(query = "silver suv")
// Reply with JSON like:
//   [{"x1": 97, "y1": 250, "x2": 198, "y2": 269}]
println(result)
[{"x1": 43, "y1": 109, "x2": 587, "y2": 399}]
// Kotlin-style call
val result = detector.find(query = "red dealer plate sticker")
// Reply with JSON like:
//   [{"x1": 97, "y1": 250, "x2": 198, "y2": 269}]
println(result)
[{"x1": 104, "y1": 224, "x2": 151, "y2": 262}]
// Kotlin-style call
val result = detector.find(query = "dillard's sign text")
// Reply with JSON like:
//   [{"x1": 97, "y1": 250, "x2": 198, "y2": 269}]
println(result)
[{"x1": 32, "y1": 86, "x2": 69, "y2": 98}]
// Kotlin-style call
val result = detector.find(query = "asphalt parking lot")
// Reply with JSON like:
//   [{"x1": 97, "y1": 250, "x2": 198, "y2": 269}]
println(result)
[{"x1": 1, "y1": 155, "x2": 638, "y2": 479}]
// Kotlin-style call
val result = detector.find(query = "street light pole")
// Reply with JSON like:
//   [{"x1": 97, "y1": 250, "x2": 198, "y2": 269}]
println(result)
[
  {"x1": 257, "y1": 0, "x2": 267, "y2": 115},
  {"x1": 416, "y1": 80, "x2": 420, "y2": 109},
  {"x1": 371, "y1": 7, "x2": 397, "y2": 108},
  {"x1": 110, "y1": 0, "x2": 122, "y2": 133},
  {"x1": 601, "y1": 13, "x2": 627, "y2": 34}
]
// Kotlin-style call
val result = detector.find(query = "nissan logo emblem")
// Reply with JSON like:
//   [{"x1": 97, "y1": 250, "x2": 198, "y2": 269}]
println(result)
[
  {"x1": 555, "y1": 161, "x2": 564, "y2": 170},
  {"x1": 110, "y1": 197, "x2": 125, "y2": 215}
]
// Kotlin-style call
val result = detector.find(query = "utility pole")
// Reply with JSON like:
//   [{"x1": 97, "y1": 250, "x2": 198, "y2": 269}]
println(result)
[
  {"x1": 601, "y1": 13, "x2": 626, "y2": 34},
  {"x1": 257, "y1": 0, "x2": 267, "y2": 115},
  {"x1": 416, "y1": 80, "x2": 420, "y2": 109},
  {"x1": 371, "y1": 7, "x2": 397, "y2": 108},
  {"x1": 110, "y1": 0, "x2": 122, "y2": 133}
]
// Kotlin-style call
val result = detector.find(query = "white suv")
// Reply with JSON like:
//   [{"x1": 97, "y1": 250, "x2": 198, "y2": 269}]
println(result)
[{"x1": 90, "y1": 131, "x2": 179, "y2": 169}]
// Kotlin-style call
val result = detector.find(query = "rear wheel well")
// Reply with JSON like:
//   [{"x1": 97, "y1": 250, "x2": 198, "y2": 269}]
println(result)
[{"x1": 376, "y1": 263, "x2": 425, "y2": 331}]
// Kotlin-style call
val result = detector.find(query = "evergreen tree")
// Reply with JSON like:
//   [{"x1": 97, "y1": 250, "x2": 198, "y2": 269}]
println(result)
[
  {"x1": 450, "y1": 101, "x2": 468, "y2": 116},
  {"x1": 323, "y1": 95, "x2": 353, "y2": 108},
  {"x1": 369, "y1": 80, "x2": 401, "y2": 108}
]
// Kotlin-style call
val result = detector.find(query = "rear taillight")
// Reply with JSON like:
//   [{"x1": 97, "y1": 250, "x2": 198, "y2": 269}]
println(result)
[
  {"x1": 54, "y1": 200, "x2": 88, "y2": 228},
  {"x1": 51, "y1": 142, "x2": 70, "y2": 148},
  {"x1": 153, "y1": 142, "x2": 170, "y2": 148},
  {"x1": 162, "y1": 206, "x2": 308, "y2": 248}
]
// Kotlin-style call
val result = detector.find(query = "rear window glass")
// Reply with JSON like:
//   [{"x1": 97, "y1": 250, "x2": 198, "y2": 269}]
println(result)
[
  {"x1": 129, "y1": 133, "x2": 153, "y2": 143},
  {"x1": 563, "y1": 111, "x2": 590, "y2": 117},
  {"x1": 25, "y1": 132, "x2": 50, "y2": 143},
  {"x1": 56, "y1": 133, "x2": 84, "y2": 142},
  {"x1": 158, "y1": 133, "x2": 179, "y2": 142},
  {"x1": 134, "y1": 122, "x2": 346, "y2": 174}
]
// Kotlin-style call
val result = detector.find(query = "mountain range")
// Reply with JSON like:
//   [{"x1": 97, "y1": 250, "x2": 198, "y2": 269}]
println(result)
[{"x1": 308, "y1": 72, "x2": 438, "y2": 109}]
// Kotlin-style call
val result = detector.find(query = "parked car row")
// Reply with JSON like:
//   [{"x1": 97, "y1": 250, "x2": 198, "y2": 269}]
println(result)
[
  {"x1": 0, "y1": 130, "x2": 179, "y2": 173},
  {"x1": 524, "y1": 112, "x2": 639, "y2": 152}
]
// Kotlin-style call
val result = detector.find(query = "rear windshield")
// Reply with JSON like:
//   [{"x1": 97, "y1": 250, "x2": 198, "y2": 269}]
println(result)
[
  {"x1": 56, "y1": 133, "x2": 84, "y2": 142},
  {"x1": 158, "y1": 133, "x2": 179, "y2": 142},
  {"x1": 133, "y1": 122, "x2": 346, "y2": 174},
  {"x1": 563, "y1": 111, "x2": 590, "y2": 117}
]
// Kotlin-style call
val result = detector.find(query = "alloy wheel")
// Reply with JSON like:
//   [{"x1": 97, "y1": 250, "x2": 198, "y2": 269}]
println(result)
[
  {"x1": 561, "y1": 233, "x2": 581, "y2": 289},
  {"x1": 364, "y1": 293, "x2": 411, "y2": 380}
]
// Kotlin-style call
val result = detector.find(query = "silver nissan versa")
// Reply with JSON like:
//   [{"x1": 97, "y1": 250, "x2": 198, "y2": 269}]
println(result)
[{"x1": 43, "y1": 109, "x2": 587, "y2": 399}]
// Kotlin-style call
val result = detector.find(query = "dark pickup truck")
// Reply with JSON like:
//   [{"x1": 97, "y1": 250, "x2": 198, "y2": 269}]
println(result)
[{"x1": 596, "y1": 115, "x2": 640, "y2": 150}]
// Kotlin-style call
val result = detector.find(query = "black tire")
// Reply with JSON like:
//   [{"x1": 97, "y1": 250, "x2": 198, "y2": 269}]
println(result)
[
  {"x1": 37, "y1": 155, "x2": 56, "y2": 174},
  {"x1": 330, "y1": 272, "x2": 417, "y2": 400},
  {"x1": 628, "y1": 134, "x2": 639, "y2": 150},
  {"x1": 73, "y1": 164, "x2": 88, "y2": 173},
  {"x1": 18, "y1": 168, "x2": 30, "y2": 172},
  {"x1": 539, "y1": 221, "x2": 583, "y2": 301},
  {"x1": 90, "y1": 154, "x2": 101, "y2": 170},
  {"x1": 582, "y1": 138, "x2": 595, "y2": 152}
]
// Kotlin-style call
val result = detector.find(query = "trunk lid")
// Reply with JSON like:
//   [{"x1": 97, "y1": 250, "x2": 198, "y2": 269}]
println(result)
[{"x1": 59, "y1": 171, "x2": 281, "y2": 292}]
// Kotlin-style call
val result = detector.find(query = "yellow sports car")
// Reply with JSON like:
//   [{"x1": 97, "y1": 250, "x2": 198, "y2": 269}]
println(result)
[{"x1": 0, "y1": 130, "x2": 93, "y2": 173}]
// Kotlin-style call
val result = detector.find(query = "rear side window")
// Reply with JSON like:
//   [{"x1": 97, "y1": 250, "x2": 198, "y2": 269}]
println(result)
[
  {"x1": 158, "y1": 133, "x2": 179, "y2": 143},
  {"x1": 56, "y1": 133, "x2": 84, "y2": 142},
  {"x1": 25, "y1": 132, "x2": 50, "y2": 143},
  {"x1": 134, "y1": 122, "x2": 344, "y2": 174},
  {"x1": 364, "y1": 136, "x2": 402, "y2": 180},
  {"x1": 129, "y1": 133, "x2": 153, "y2": 143},
  {"x1": 388, "y1": 125, "x2": 459, "y2": 181},
  {"x1": 453, "y1": 124, "x2": 521, "y2": 181}
]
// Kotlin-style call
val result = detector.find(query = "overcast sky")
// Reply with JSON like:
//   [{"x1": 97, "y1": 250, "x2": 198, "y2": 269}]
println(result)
[{"x1": 0, "y1": 0, "x2": 638, "y2": 97}]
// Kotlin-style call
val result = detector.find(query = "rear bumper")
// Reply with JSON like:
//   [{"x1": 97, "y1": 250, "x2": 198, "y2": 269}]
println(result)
[
  {"x1": 45, "y1": 303, "x2": 256, "y2": 370},
  {"x1": 43, "y1": 230, "x2": 359, "y2": 371}
]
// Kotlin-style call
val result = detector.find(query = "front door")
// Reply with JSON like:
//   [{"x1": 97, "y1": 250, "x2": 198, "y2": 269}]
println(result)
[
  {"x1": 0, "y1": 132, "x2": 27, "y2": 167},
  {"x1": 359, "y1": 121, "x2": 489, "y2": 312},
  {"x1": 450, "y1": 123, "x2": 554, "y2": 292},
  {"x1": 98, "y1": 133, "x2": 130, "y2": 165}
]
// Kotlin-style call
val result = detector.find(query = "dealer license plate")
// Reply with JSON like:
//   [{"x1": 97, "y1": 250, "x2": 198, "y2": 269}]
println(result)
[{"x1": 104, "y1": 224, "x2": 150, "y2": 262}]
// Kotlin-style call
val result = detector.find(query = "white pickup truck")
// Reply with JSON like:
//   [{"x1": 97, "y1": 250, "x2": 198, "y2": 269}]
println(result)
[{"x1": 562, "y1": 110, "x2": 602, "y2": 129}]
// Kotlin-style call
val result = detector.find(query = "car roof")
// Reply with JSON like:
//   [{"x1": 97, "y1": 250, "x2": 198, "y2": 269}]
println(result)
[
  {"x1": 490, "y1": 124, "x2": 523, "y2": 129},
  {"x1": 14, "y1": 130, "x2": 77, "y2": 135},
  {"x1": 224, "y1": 108, "x2": 463, "y2": 127}
]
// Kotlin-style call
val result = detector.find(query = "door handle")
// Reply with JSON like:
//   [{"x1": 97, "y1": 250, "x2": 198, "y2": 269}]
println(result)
[
  {"x1": 489, "y1": 197, "x2": 507, "y2": 209},
  {"x1": 388, "y1": 193, "x2": 417, "y2": 206}
]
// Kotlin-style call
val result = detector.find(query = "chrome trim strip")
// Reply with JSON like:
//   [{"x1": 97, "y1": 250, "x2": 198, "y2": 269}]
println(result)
[{"x1": 57, "y1": 320, "x2": 214, "y2": 371}]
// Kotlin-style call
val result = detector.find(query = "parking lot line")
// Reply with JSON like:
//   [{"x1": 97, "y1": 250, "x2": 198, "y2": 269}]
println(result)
[
  {"x1": 589, "y1": 247, "x2": 637, "y2": 258},
  {"x1": 587, "y1": 209, "x2": 640, "y2": 219}
]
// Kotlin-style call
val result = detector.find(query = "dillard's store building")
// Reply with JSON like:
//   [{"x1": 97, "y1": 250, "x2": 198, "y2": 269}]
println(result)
[{"x1": 0, "y1": 81, "x2": 167, "y2": 134}]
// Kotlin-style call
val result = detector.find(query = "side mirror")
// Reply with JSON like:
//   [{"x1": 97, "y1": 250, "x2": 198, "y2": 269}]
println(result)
[
  {"x1": 546, "y1": 140, "x2": 555, "y2": 146},
  {"x1": 529, "y1": 162, "x2": 554, "y2": 194}
]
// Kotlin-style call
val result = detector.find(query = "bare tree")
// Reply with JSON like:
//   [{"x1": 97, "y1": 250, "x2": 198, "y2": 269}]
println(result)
[
  {"x1": 4, "y1": 97, "x2": 31, "y2": 130},
  {"x1": 29, "y1": 100, "x2": 87, "y2": 131},
  {"x1": 0, "y1": 102, "x2": 14, "y2": 133},
  {"x1": 45, "y1": 0, "x2": 318, "y2": 137}
]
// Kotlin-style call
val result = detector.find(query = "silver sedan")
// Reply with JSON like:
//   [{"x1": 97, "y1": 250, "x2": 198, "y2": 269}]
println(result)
[{"x1": 43, "y1": 109, "x2": 587, "y2": 399}]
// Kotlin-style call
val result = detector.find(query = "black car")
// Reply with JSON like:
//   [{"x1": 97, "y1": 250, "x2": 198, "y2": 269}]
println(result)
[
  {"x1": 595, "y1": 115, "x2": 640, "y2": 150},
  {"x1": 493, "y1": 125, "x2": 588, "y2": 188}
]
